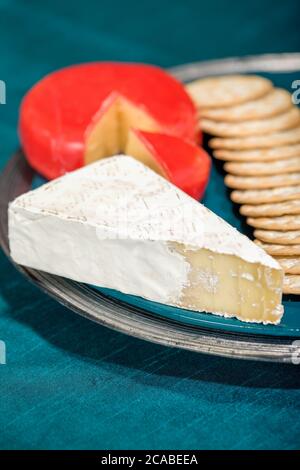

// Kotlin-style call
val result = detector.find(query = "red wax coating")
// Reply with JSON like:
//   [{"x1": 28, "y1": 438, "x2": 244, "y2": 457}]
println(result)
[
  {"x1": 131, "y1": 130, "x2": 211, "y2": 200},
  {"x1": 19, "y1": 62, "x2": 200, "y2": 180}
]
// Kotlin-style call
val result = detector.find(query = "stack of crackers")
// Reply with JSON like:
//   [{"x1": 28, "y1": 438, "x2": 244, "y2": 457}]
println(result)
[{"x1": 186, "y1": 75, "x2": 300, "y2": 294}]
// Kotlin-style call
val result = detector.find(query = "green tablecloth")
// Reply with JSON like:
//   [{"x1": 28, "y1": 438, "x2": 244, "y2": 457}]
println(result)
[{"x1": 1, "y1": 0, "x2": 300, "y2": 450}]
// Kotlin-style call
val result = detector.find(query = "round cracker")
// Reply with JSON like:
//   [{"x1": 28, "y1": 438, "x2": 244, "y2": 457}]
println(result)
[
  {"x1": 247, "y1": 215, "x2": 300, "y2": 231},
  {"x1": 254, "y1": 229, "x2": 300, "y2": 245},
  {"x1": 225, "y1": 173, "x2": 300, "y2": 190},
  {"x1": 224, "y1": 157, "x2": 300, "y2": 176},
  {"x1": 240, "y1": 200, "x2": 300, "y2": 217},
  {"x1": 186, "y1": 75, "x2": 272, "y2": 109},
  {"x1": 254, "y1": 240, "x2": 300, "y2": 256},
  {"x1": 214, "y1": 144, "x2": 300, "y2": 162},
  {"x1": 283, "y1": 275, "x2": 300, "y2": 294},
  {"x1": 275, "y1": 257, "x2": 300, "y2": 274},
  {"x1": 200, "y1": 88, "x2": 292, "y2": 122},
  {"x1": 231, "y1": 185, "x2": 300, "y2": 205},
  {"x1": 201, "y1": 107, "x2": 300, "y2": 137},
  {"x1": 210, "y1": 127, "x2": 300, "y2": 150}
]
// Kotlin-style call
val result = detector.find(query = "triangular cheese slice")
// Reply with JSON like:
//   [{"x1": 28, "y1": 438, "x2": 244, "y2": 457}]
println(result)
[{"x1": 8, "y1": 156, "x2": 284, "y2": 324}]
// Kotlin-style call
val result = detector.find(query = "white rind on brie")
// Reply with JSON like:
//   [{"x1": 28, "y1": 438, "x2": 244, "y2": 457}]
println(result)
[
  {"x1": 9, "y1": 207, "x2": 189, "y2": 305},
  {"x1": 8, "y1": 155, "x2": 284, "y2": 324}
]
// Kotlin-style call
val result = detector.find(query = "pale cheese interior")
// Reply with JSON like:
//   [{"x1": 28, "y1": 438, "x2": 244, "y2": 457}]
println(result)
[
  {"x1": 84, "y1": 95, "x2": 159, "y2": 164},
  {"x1": 84, "y1": 98, "x2": 120, "y2": 162},
  {"x1": 172, "y1": 243, "x2": 283, "y2": 324},
  {"x1": 125, "y1": 130, "x2": 167, "y2": 177}
]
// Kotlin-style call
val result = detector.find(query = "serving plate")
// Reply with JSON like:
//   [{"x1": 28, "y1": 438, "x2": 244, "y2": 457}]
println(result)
[{"x1": 1, "y1": 53, "x2": 300, "y2": 363}]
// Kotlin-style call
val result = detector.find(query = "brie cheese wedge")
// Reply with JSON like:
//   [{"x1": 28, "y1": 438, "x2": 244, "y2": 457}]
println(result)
[{"x1": 8, "y1": 155, "x2": 284, "y2": 324}]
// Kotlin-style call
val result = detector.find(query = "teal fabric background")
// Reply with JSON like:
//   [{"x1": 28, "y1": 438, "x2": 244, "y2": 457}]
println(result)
[{"x1": 1, "y1": 0, "x2": 300, "y2": 450}]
